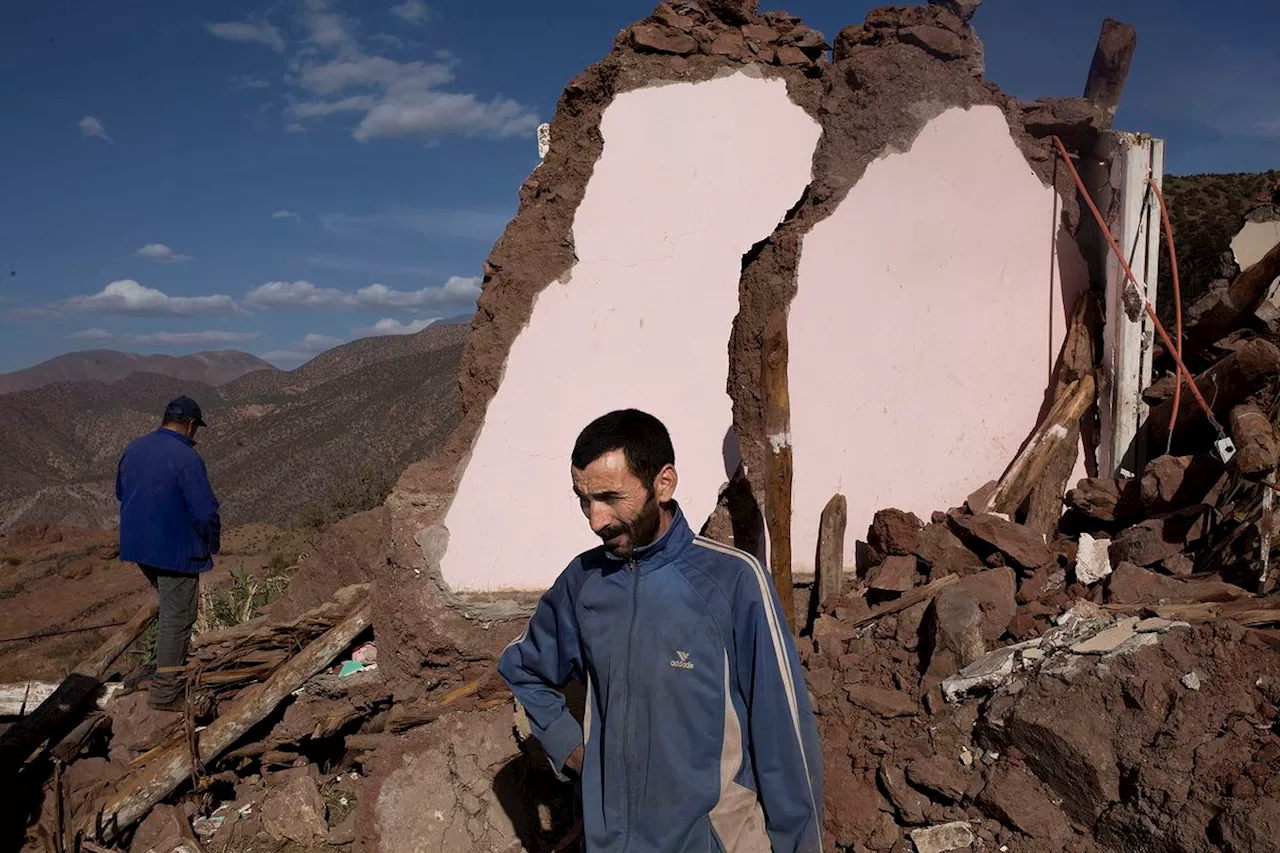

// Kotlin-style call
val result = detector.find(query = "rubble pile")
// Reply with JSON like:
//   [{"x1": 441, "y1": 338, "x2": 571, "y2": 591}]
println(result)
[{"x1": 801, "y1": 246, "x2": 1280, "y2": 849}]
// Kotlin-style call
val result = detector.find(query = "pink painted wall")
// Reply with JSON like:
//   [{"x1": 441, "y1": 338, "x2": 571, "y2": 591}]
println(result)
[
  {"x1": 786, "y1": 105, "x2": 1088, "y2": 571},
  {"x1": 440, "y1": 70, "x2": 822, "y2": 592}
]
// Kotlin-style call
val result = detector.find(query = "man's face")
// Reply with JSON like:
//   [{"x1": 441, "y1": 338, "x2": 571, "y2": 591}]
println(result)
[{"x1": 571, "y1": 450, "x2": 672, "y2": 559}]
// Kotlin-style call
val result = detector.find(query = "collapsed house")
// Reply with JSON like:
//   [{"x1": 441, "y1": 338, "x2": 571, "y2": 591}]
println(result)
[{"x1": 8, "y1": 1, "x2": 1280, "y2": 852}]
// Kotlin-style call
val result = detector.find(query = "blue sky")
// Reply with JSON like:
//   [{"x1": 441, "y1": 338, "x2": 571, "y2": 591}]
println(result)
[{"x1": 1, "y1": 0, "x2": 1276, "y2": 373}]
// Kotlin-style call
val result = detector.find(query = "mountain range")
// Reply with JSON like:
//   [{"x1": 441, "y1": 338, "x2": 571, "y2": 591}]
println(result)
[
  {"x1": 0, "y1": 324, "x2": 469, "y2": 531},
  {"x1": 0, "y1": 349, "x2": 275, "y2": 395}
]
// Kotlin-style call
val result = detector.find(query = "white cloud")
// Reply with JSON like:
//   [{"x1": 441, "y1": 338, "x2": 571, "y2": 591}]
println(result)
[
  {"x1": 319, "y1": 208, "x2": 511, "y2": 241},
  {"x1": 285, "y1": 123, "x2": 307, "y2": 133},
  {"x1": 125, "y1": 330, "x2": 259, "y2": 346},
  {"x1": 78, "y1": 116, "x2": 112, "y2": 142},
  {"x1": 15, "y1": 280, "x2": 241, "y2": 319},
  {"x1": 352, "y1": 317, "x2": 438, "y2": 337},
  {"x1": 261, "y1": 332, "x2": 345, "y2": 366},
  {"x1": 230, "y1": 74, "x2": 272, "y2": 90},
  {"x1": 391, "y1": 0, "x2": 430, "y2": 25},
  {"x1": 278, "y1": 3, "x2": 538, "y2": 142},
  {"x1": 272, "y1": 209, "x2": 303, "y2": 223},
  {"x1": 206, "y1": 20, "x2": 286, "y2": 53},
  {"x1": 69, "y1": 328, "x2": 115, "y2": 342},
  {"x1": 245, "y1": 276, "x2": 480, "y2": 311},
  {"x1": 135, "y1": 243, "x2": 195, "y2": 264}
]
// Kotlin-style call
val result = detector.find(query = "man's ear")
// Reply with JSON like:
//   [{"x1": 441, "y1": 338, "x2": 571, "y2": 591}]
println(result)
[{"x1": 653, "y1": 464, "x2": 678, "y2": 504}]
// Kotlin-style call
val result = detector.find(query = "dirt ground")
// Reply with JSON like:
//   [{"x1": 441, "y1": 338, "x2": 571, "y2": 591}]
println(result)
[{"x1": 0, "y1": 523, "x2": 317, "y2": 681}]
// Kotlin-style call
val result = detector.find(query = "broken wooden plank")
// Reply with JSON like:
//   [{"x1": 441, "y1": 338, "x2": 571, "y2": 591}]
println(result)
[
  {"x1": 1082, "y1": 18, "x2": 1137, "y2": 127},
  {"x1": 982, "y1": 373, "x2": 1097, "y2": 517},
  {"x1": 1230, "y1": 403, "x2": 1279, "y2": 480},
  {"x1": 815, "y1": 494, "x2": 847, "y2": 611},
  {"x1": 191, "y1": 583, "x2": 368, "y2": 650},
  {"x1": 1145, "y1": 338, "x2": 1280, "y2": 451},
  {"x1": 762, "y1": 312, "x2": 797, "y2": 633},
  {"x1": 51, "y1": 712, "x2": 109, "y2": 764},
  {"x1": 1026, "y1": 293, "x2": 1101, "y2": 533},
  {"x1": 849, "y1": 574, "x2": 959, "y2": 629},
  {"x1": 0, "y1": 682, "x2": 124, "y2": 718},
  {"x1": 83, "y1": 601, "x2": 371, "y2": 843},
  {"x1": 77, "y1": 600, "x2": 159, "y2": 680},
  {"x1": 1188, "y1": 239, "x2": 1280, "y2": 345}
]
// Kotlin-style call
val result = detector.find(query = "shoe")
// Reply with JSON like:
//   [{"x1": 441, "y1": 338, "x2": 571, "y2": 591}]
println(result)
[{"x1": 147, "y1": 695, "x2": 186, "y2": 712}]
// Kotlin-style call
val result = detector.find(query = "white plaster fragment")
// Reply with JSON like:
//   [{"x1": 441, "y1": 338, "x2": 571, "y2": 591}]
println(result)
[
  {"x1": 1075, "y1": 532, "x2": 1113, "y2": 585},
  {"x1": 910, "y1": 821, "x2": 976, "y2": 853},
  {"x1": 1182, "y1": 671, "x2": 1202, "y2": 691},
  {"x1": 768, "y1": 431, "x2": 793, "y2": 453}
]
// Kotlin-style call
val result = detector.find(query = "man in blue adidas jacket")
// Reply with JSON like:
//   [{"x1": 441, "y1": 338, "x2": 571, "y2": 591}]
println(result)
[
  {"x1": 498, "y1": 409, "x2": 823, "y2": 852},
  {"x1": 116, "y1": 395, "x2": 220, "y2": 711}
]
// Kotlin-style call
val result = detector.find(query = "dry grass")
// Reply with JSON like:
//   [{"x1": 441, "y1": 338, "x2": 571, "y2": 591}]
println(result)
[{"x1": 194, "y1": 564, "x2": 294, "y2": 636}]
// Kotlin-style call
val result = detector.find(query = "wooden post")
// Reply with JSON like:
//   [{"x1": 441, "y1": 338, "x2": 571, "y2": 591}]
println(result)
[
  {"x1": 762, "y1": 313, "x2": 796, "y2": 633},
  {"x1": 0, "y1": 602, "x2": 156, "y2": 773},
  {"x1": 1025, "y1": 293, "x2": 1099, "y2": 533},
  {"x1": 980, "y1": 374, "x2": 1097, "y2": 517},
  {"x1": 815, "y1": 494, "x2": 847, "y2": 612},
  {"x1": 1187, "y1": 240, "x2": 1280, "y2": 346},
  {"x1": 83, "y1": 602, "x2": 371, "y2": 844},
  {"x1": 1082, "y1": 18, "x2": 1137, "y2": 127}
]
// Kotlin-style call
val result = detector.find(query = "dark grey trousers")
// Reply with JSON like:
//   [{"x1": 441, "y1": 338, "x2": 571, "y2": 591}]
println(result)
[{"x1": 140, "y1": 565, "x2": 200, "y2": 705}]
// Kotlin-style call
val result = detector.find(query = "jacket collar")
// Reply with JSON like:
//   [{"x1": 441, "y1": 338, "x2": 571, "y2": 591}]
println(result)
[
  {"x1": 605, "y1": 501, "x2": 693, "y2": 569},
  {"x1": 156, "y1": 427, "x2": 195, "y2": 447}
]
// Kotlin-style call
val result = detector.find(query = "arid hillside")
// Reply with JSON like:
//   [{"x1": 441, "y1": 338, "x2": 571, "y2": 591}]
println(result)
[
  {"x1": 0, "y1": 324, "x2": 468, "y2": 530},
  {"x1": 0, "y1": 349, "x2": 275, "y2": 395}
]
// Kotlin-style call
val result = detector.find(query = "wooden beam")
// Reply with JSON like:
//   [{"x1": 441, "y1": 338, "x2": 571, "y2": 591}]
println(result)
[
  {"x1": 981, "y1": 374, "x2": 1097, "y2": 517},
  {"x1": 815, "y1": 494, "x2": 847, "y2": 612},
  {"x1": 1082, "y1": 18, "x2": 1137, "y2": 127},
  {"x1": 0, "y1": 604, "x2": 155, "y2": 772},
  {"x1": 82, "y1": 602, "x2": 371, "y2": 844},
  {"x1": 761, "y1": 312, "x2": 796, "y2": 633},
  {"x1": 1145, "y1": 338, "x2": 1280, "y2": 451},
  {"x1": 848, "y1": 574, "x2": 959, "y2": 629},
  {"x1": 1026, "y1": 293, "x2": 1100, "y2": 533},
  {"x1": 1188, "y1": 239, "x2": 1280, "y2": 345}
]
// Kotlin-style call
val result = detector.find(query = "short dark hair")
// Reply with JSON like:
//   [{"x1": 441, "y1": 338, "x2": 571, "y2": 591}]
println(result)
[{"x1": 572, "y1": 409, "x2": 674, "y2": 487}]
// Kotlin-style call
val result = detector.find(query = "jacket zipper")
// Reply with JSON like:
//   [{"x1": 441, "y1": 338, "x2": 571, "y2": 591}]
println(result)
[{"x1": 621, "y1": 556, "x2": 639, "y2": 852}]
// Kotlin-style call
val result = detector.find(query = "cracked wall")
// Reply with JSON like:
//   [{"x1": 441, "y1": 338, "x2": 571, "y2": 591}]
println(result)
[
  {"x1": 439, "y1": 69, "x2": 821, "y2": 591},
  {"x1": 381, "y1": 0, "x2": 1096, "y2": 624}
]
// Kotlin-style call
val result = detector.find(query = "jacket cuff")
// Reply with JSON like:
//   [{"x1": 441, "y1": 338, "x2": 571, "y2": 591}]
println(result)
[{"x1": 540, "y1": 711, "x2": 584, "y2": 776}]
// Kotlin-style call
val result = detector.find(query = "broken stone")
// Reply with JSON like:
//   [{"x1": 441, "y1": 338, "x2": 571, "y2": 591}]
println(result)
[
  {"x1": 928, "y1": 0, "x2": 981, "y2": 21},
  {"x1": 1182, "y1": 671, "x2": 1203, "y2": 691},
  {"x1": 898, "y1": 25, "x2": 968, "y2": 60},
  {"x1": 1107, "y1": 562, "x2": 1247, "y2": 605},
  {"x1": 262, "y1": 775, "x2": 328, "y2": 844},
  {"x1": 1065, "y1": 477, "x2": 1144, "y2": 523},
  {"x1": 1215, "y1": 796, "x2": 1280, "y2": 853},
  {"x1": 1019, "y1": 97, "x2": 1106, "y2": 153},
  {"x1": 905, "y1": 756, "x2": 968, "y2": 803},
  {"x1": 704, "y1": 0, "x2": 757, "y2": 25},
  {"x1": 1074, "y1": 532, "x2": 1112, "y2": 585},
  {"x1": 813, "y1": 614, "x2": 855, "y2": 660},
  {"x1": 879, "y1": 764, "x2": 931, "y2": 825},
  {"x1": 630, "y1": 24, "x2": 699, "y2": 55},
  {"x1": 923, "y1": 586, "x2": 985, "y2": 684},
  {"x1": 915, "y1": 523, "x2": 985, "y2": 577},
  {"x1": 872, "y1": 508, "x2": 925, "y2": 556},
  {"x1": 1108, "y1": 510, "x2": 1207, "y2": 568},
  {"x1": 1017, "y1": 564, "x2": 1066, "y2": 604},
  {"x1": 975, "y1": 764, "x2": 1070, "y2": 844},
  {"x1": 957, "y1": 567, "x2": 1016, "y2": 642},
  {"x1": 1160, "y1": 552, "x2": 1196, "y2": 577},
  {"x1": 1231, "y1": 402, "x2": 1280, "y2": 478},
  {"x1": 787, "y1": 25, "x2": 829, "y2": 57},
  {"x1": 845, "y1": 685, "x2": 919, "y2": 718},
  {"x1": 775, "y1": 44, "x2": 811, "y2": 65},
  {"x1": 708, "y1": 30, "x2": 747, "y2": 58},
  {"x1": 1141, "y1": 455, "x2": 1226, "y2": 514},
  {"x1": 964, "y1": 480, "x2": 997, "y2": 514},
  {"x1": 1070, "y1": 617, "x2": 1140, "y2": 654},
  {"x1": 909, "y1": 820, "x2": 975, "y2": 853},
  {"x1": 950, "y1": 514, "x2": 1054, "y2": 572},
  {"x1": 807, "y1": 666, "x2": 835, "y2": 697},
  {"x1": 870, "y1": 554, "x2": 919, "y2": 592}
]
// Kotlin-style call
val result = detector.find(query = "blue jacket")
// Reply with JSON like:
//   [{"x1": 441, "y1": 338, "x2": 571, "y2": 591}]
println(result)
[
  {"x1": 498, "y1": 504, "x2": 823, "y2": 852},
  {"x1": 116, "y1": 428, "x2": 221, "y2": 573}
]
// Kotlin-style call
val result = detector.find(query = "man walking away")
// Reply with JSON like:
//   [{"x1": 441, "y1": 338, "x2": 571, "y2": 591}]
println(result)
[
  {"x1": 116, "y1": 395, "x2": 221, "y2": 711},
  {"x1": 498, "y1": 409, "x2": 823, "y2": 852}
]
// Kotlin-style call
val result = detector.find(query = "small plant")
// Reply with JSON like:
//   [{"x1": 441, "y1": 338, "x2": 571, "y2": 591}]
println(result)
[{"x1": 194, "y1": 564, "x2": 292, "y2": 635}]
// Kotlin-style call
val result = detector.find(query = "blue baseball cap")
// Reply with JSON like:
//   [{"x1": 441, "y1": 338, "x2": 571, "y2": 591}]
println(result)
[{"x1": 163, "y1": 395, "x2": 207, "y2": 427}]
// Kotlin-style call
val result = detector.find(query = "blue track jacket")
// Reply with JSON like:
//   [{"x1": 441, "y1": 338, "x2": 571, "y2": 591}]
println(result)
[
  {"x1": 498, "y1": 504, "x2": 823, "y2": 852},
  {"x1": 116, "y1": 428, "x2": 221, "y2": 573}
]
